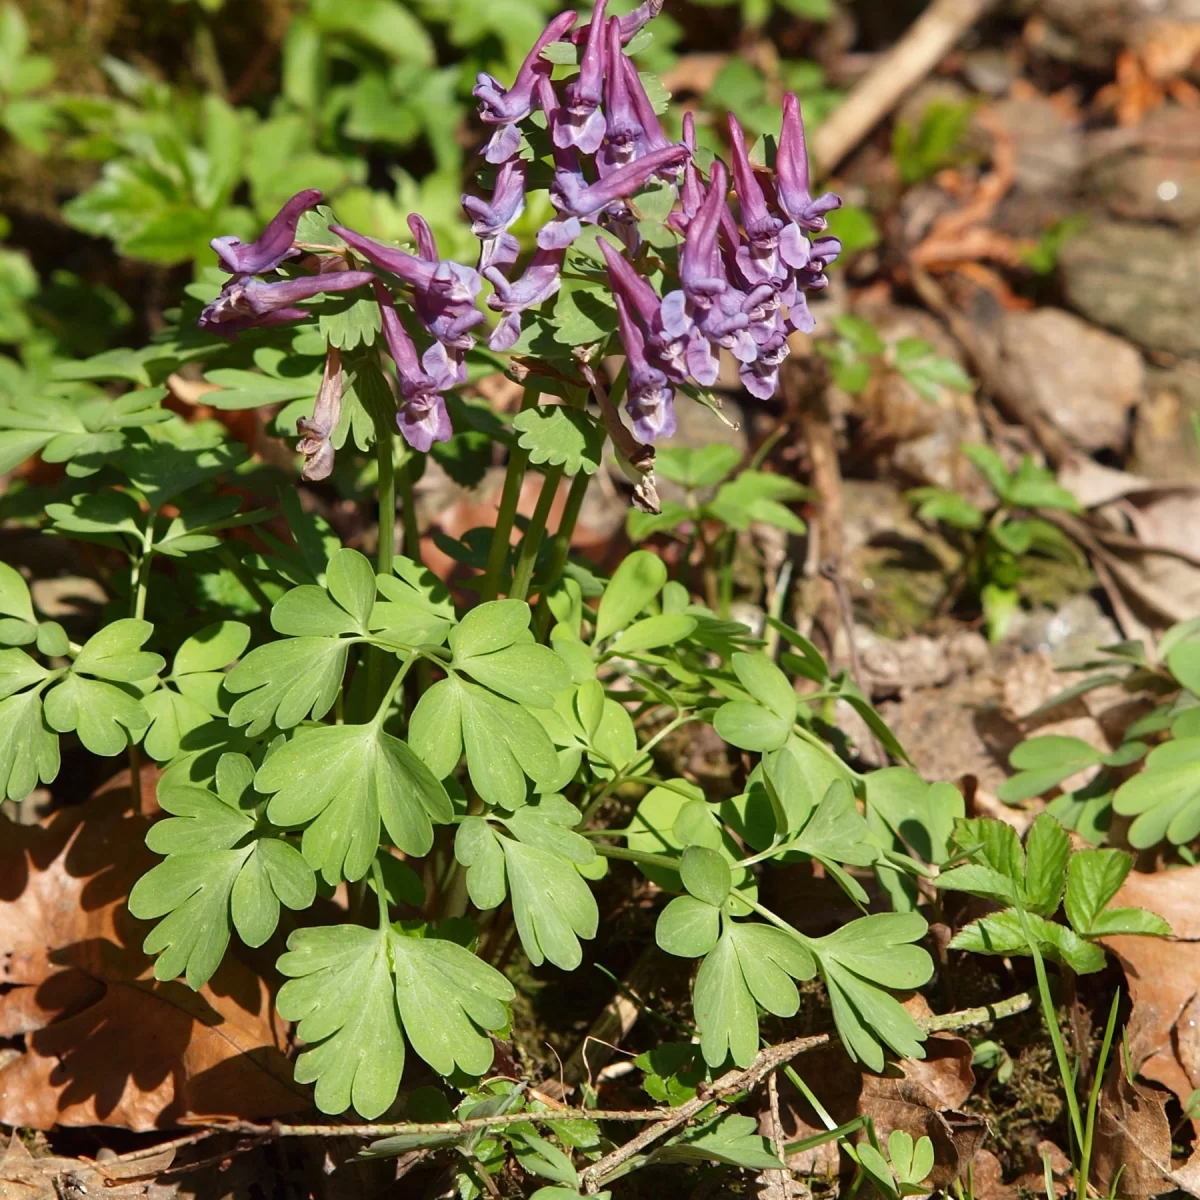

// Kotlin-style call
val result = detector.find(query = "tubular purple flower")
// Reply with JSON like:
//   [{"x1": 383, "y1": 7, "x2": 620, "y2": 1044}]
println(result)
[
  {"x1": 571, "y1": 0, "x2": 663, "y2": 43},
  {"x1": 484, "y1": 246, "x2": 566, "y2": 351},
  {"x1": 677, "y1": 159, "x2": 730, "y2": 302},
  {"x1": 295, "y1": 346, "x2": 343, "y2": 481},
  {"x1": 210, "y1": 189, "x2": 323, "y2": 276},
  {"x1": 614, "y1": 292, "x2": 676, "y2": 442},
  {"x1": 598, "y1": 238, "x2": 686, "y2": 379},
  {"x1": 551, "y1": 142, "x2": 689, "y2": 222},
  {"x1": 556, "y1": 0, "x2": 607, "y2": 155},
  {"x1": 599, "y1": 18, "x2": 638, "y2": 173},
  {"x1": 776, "y1": 92, "x2": 842, "y2": 232},
  {"x1": 474, "y1": 9, "x2": 578, "y2": 127},
  {"x1": 622, "y1": 54, "x2": 672, "y2": 157},
  {"x1": 668, "y1": 111, "x2": 704, "y2": 235},
  {"x1": 728, "y1": 114, "x2": 784, "y2": 286},
  {"x1": 198, "y1": 270, "x2": 374, "y2": 337},
  {"x1": 462, "y1": 158, "x2": 527, "y2": 272},
  {"x1": 374, "y1": 282, "x2": 454, "y2": 453},
  {"x1": 332, "y1": 224, "x2": 485, "y2": 350}
]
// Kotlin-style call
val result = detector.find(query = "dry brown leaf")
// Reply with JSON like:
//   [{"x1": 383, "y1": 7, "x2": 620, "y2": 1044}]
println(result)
[
  {"x1": 0, "y1": 794, "x2": 309, "y2": 1131},
  {"x1": 0, "y1": 1134, "x2": 176, "y2": 1200},
  {"x1": 1092, "y1": 1071, "x2": 1175, "y2": 1198}
]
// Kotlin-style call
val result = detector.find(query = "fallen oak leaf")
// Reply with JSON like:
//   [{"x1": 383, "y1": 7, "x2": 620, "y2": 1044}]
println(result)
[{"x1": 0, "y1": 792, "x2": 309, "y2": 1131}]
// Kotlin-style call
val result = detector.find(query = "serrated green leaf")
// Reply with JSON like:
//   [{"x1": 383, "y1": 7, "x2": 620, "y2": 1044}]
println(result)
[
  {"x1": 950, "y1": 909, "x2": 1105, "y2": 974},
  {"x1": 257, "y1": 722, "x2": 452, "y2": 883},
  {"x1": 1063, "y1": 848, "x2": 1170, "y2": 938},
  {"x1": 513, "y1": 405, "x2": 605, "y2": 476}
]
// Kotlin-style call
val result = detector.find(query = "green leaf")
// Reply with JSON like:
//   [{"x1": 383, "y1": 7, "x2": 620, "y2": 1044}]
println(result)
[
  {"x1": 962, "y1": 443, "x2": 1010, "y2": 497},
  {"x1": 1023, "y1": 813, "x2": 1071, "y2": 916},
  {"x1": 680, "y1": 845, "x2": 732, "y2": 908},
  {"x1": 809, "y1": 912, "x2": 931, "y2": 1070},
  {"x1": 257, "y1": 723, "x2": 452, "y2": 883},
  {"x1": 1064, "y1": 848, "x2": 1171, "y2": 938},
  {"x1": 998, "y1": 735, "x2": 1106, "y2": 804},
  {"x1": 1168, "y1": 639, "x2": 1200, "y2": 695},
  {"x1": 130, "y1": 771, "x2": 316, "y2": 988},
  {"x1": 653, "y1": 1113, "x2": 783, "y2": 1171},
  {"x1": 450, "y1": 599, "x2": 569, "y2": 707},
  {"x1": 0, "y1": 649, "x2": 50, "y2": 700},
  {"x1": 277, "y1": 922, "x2": 513, "y2": 1116},
  {"x1": 731, "y1": 652, "x2": 796, "y2": 722},
  {"x1": 225, "y1": 636, "x2": 349, "y2": 736},
  {"x1": 72, "y1": 618, "x2": 164, "y2": 682},
  {"x1": 694, "y1": 923, "x2": 816, "y2": 1068},
  {"x1": 608, "y1": 613, "x2": 696, "y2": 656},
  {"x1": 513, "y1": 405, "x2": 605, "y2": 476},
  {"x1": 325, "y1": 548, "x2": 378, "y2": 629},
  {"x1": 908, "y1": 488, "x2": 984, "y2": 532},
  {"x1": 1113, "y1": 737, "x2": 1200, "y2": 848},
  {"x1": 173, "y1": 621, "x2": 251, "y2": 676},
  {"x1": 409, "y1": 676, "x2": 560, "y2": 809},
  {"x1": 0, "y1": 689, "x2": 59, "y2": 800},
  {"x1": 656, "y1": 894, "x2": 720, "y2": 957},
  {"x1": 708, "y1": 470, "x2": 808, "y2": 534},
  {"x1": 594, "y1": 551, "x2": 667, "y2": 642},
  {"x1": 43, "y1": 674, "x2": 149, "y2": 756},
  {"x1": 0, "y1": 561, "x2": 34, "y2": 624},
  {"x1": 370, "y1": 557, "x2": 456, "y2": 648},
  {"x1": 655, "y1": 444, "x2": 741, "y2": 488},
  {"x1": 950, "y1": 909, "x2": 1106, "y2": 974},
  {"x1": 1005, "y1": 459, "x2": 1081, "y2": 512},
  {"x1": 865, "y1": 768, "x2": 963, "y2": 864}
]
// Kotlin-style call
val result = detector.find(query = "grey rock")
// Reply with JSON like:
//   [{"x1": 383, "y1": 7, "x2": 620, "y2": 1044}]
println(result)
[
  {"x1": 1132, "y1": 363, "x2": 1200, "y2": 477},
  {"x1": 1087, "y1": 109, "x2": 1200, "y2": 228},
  {"x1": 996, "y1": 307, "x2": 1144, "y2": 453},
  {"x1": 1059, "y1": 220, "x2": 1200, "y2": 356}
]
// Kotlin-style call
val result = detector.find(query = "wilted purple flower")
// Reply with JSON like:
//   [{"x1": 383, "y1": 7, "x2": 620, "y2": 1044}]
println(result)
[
  {"x1": 614, "y1": 292, "x2": 676, "y2": 442},
  {"x1": 332, "y1": 223, "x2": 485, "y2": 350},
  {"x1": 570, "y1": 0, "x2": 662, "y2": 43},
  {"x1": 556, "y1": 0, "x2": 608, "y2": 155},
  {"x1": 462, "y1": 158, "x2": 527, "y2": 272},
  {"x1": 374, "y1": 281, "x2": 454, "y2": 453},
  {"x1": 210, "y1": 189, "x2": 322, "y2": 276},
  {"x1": 475, "y1": 10, "x2": 579, "y2": 162},
  {"x1": 776, "y1": 92, "x2": 842, "y2": 233},
  {"x1": 295, "y1": 346, "x2": 342, "y2": 481},
  {"x1": 484, "y1": 246, "x2": 566, "y2": 351},
  {"x1": 198, "y1": 269, "x2": 374, "y2": 337}
]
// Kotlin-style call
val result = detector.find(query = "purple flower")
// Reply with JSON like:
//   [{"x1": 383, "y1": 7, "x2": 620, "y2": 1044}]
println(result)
[
  {"x1": 475, "y1": 9, "x2": 579, "y2": 162},
  {"x1": 548, "y1": 142, "x2": 689, "y2": 228},
  {"x1": 614, "y1": 292, "x2": 676, "y2": 442},
  {"x1": 210, "y1": 189, "x2": 322, "y2": 276},
  {"x1": 667, "y1": 111, "x2": 703, "y2": 235},
  {"x1": 332, "y1": 223, "x2": 485, "y2": 350},
  {"x1": 484, "y1": 246, "x2": 565, "y2": 351},
  {"x1": 296, "y1": 346, "x2": 343, "y2": 481},
  {"x1": 598, "y1": 19, "x2": 672, "y2": 175},
  {"x1": 674, "y1": 158, "x2": 730, "y2": 303},
  {"x1": 375, "y1": 281, "x2": 454, "y2": 453},
  {"x1": 198, "y1": 269, "x2": 374, "y2": 337},
  {"x1": 739, "y1": 325, "x2": 788, "y2": 400},
  {"x1": 570, "y1": 0, "x2": 663, "y2": 43},
  {"x1": 556, "y1": 0, "x2": 608, "y2": 156},
  {"x1": 728, "y1": 114, "x2": 784, "y2": 285},
  {"x1": 598, "y1": 238, "x2": 685, "y2": 379},
  {"x1": 776, "y1": 92, "x2": 842, "y2": 233},
  {"x1": 462, "y1": 158, "x2": 527, "y2": 272}
]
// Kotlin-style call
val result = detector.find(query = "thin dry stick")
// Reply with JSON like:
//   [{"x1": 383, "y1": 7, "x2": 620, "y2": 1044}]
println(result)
[{"x1": 811, "y1": 0, "x2": 1000, "y2": 172}]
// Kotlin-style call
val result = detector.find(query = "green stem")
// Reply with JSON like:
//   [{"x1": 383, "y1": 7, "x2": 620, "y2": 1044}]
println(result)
[
  {"x1": 371, "y1": 856, "x2": 389, "y2": 930},
  {"x1": 1021, "y1": 909, "x2": 1086, "y2": 1149},
  {"x1": 532, "y1": 467, "x2": 592, "y2": 639},
  {"x1": 127, "y1": 518, "x2": 156, "y2": 813},
  {"x1": 481, "y1": 387, "x2": 539, "y2": 602},
  {"x1": 508, "y1": 465, "x2": 564, "y2": 603},
  {"x1": 371, "y1": 651, "x2": 417, "y2": 729},
  {"x1": 367, "y1": 428, "x2": 397, "y2": 711},
  {"x1": 397, "y1": 451, "x2": 420, "y2": 566},
  {"x1": 1078, "y1": 990, "x2": 1121, "y2": 1200}
]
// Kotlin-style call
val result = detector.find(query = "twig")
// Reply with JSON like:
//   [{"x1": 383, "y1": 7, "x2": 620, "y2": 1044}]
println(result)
[{"x1": 811, "y1": 0, "x2": 1000, "y2": 172}]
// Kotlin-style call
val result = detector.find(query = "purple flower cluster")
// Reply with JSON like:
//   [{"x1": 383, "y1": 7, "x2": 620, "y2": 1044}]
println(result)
[
  {"x1": 198, "y1": 0, "x2": 843, "y2": 465},
  {"x1": 464, "y1": 0, "x2": 843, "y2": 441}
]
